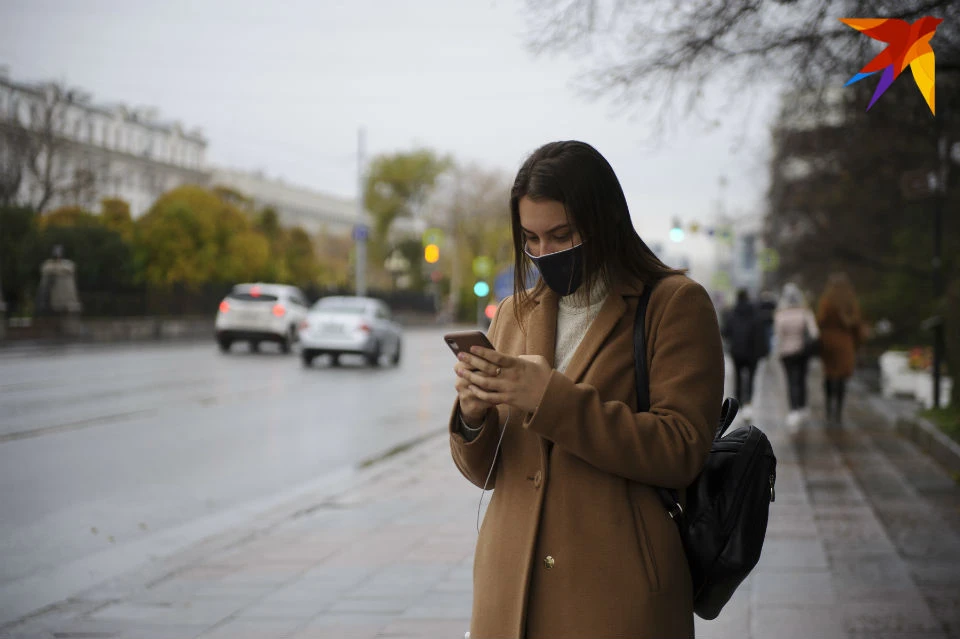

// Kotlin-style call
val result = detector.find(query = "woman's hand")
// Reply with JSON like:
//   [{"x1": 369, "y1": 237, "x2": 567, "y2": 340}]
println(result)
[
  {"x1": 456, "y1": 346, "x2": 552, "y2": 415},
  {"x1": 455, "y1": 359, "x2": 494, "y2": 426}
]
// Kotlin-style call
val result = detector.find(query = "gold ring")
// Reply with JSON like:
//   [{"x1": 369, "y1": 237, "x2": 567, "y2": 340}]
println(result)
[{"x1": 496, "y1": 367, "x2": 502, "y2": 377}]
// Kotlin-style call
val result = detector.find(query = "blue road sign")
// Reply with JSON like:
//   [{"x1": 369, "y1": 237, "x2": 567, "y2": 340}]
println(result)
[{"x1": 352, "y1": 224, "x2": 369, "y2": 242}]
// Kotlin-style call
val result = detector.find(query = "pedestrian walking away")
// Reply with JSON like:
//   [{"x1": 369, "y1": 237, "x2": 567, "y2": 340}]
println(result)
[
  {"x1": 817, "y1": 272, "x2": 863, "y2": 426},
  {"x1": 721, "y1": 289, "x2": 765, "y2": 420},
  {"x1": 448, "y1": 141, "x2": 724, "y2": 639},
  {"x1": 773, "y1": 282, "x2": 819, "y2": 432}
]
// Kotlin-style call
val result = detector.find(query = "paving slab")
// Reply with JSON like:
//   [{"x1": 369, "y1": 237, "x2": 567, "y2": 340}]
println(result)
[{"x1": 2, "y1": 357, "x2": 959, "y2": 639}]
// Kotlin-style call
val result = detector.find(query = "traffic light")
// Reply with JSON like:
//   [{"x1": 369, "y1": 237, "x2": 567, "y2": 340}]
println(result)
[
  {"x1": 474, "y1": 281, "x2": 490, "y2": 297},
  {"x1": 669, "y1": 217, "x2": 685, "y2": 243},
  {"x1": 424, "y1": 244, "x2": 440, "y2": 264}
]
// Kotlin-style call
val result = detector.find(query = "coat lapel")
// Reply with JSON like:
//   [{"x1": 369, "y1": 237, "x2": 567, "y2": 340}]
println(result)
[
  {"x1": 524, "y1": 287, "x2": 558, "y2": 368},
  {"x1": 561, "y1": 278, "x2": 645, "y2": 384}
]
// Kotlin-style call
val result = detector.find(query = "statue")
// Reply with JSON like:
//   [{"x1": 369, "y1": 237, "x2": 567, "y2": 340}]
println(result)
[{"x1": 36, "y1": 245, "x2": 82, "y2": 335}]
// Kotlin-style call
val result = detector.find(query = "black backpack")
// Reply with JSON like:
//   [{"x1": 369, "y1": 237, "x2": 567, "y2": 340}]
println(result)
[{"x1": 634, "y1": 284, "x2": 777, "y2": 620}]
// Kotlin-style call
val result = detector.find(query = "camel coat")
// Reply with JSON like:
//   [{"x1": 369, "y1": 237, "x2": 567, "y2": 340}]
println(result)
[
  {"x1": 817, "y1": 299, "x2": 861, "y2": 379},
  {"x1": 449, "y1": 274, "x2": 724, "y2": 639}
]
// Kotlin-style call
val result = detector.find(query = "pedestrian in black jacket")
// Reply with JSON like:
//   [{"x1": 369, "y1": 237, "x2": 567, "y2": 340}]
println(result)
[{"x1": 722, "y1": 289, "x2": 766, "y2": 419}]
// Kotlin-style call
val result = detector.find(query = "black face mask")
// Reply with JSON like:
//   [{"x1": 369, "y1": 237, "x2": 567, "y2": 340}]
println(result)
[{"x1": 524, "y1": 243, "x2": 584, "y2": 296}]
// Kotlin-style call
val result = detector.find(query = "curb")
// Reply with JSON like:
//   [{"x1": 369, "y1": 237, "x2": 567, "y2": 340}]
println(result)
[
  {"x1": 894, "y1": 415, "x2": 960, "y2": 479},
  {"x1": 859, "y1": 392, "x2": 960, "y2": 480},
  {"x1": 0, "y1": 428, "x2": 451, "y2": 630}
]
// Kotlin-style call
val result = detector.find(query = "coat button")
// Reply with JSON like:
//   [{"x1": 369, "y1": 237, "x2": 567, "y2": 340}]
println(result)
[
  {"x1": 533, "y1": 470, "x2": 542, "y2": 488},
  {"x1": 544, "y1": 555, "x2": 555, "y2": 569}
]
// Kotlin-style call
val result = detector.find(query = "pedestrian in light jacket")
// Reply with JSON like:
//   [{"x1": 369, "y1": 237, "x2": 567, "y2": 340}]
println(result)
[
  {"x1": 448, "y1": 141, "x2": 724, "y2": 639},
  {"x1": 774, "y1": 282, "x2": 819, "y2": 432}
]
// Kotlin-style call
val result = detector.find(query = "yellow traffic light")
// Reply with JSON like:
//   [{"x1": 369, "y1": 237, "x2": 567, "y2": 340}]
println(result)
[{"x1": 424, "y1": 244, "x2": 440, "y2": 264}]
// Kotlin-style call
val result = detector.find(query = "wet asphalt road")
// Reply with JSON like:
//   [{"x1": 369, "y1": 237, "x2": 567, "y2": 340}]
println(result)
[{"x1": 0, "y1": 328, "x2": 460, "y2": 601}]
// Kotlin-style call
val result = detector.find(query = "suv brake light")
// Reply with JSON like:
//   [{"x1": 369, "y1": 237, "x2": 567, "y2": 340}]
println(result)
[
  {"x1": 272, "y1": 304, "x2": 286, "y2": 317},
  {"x1": 219, "y1": 300, "x2": 230, "y2": 313},
  {"x1": 359, "y1": 322, "x2": 372, "y2": 333}
]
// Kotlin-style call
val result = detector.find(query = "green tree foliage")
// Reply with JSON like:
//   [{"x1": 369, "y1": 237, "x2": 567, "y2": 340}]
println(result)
[
  {"x1": 314, "y1": 228, "x2": 354, "y2": 288},
  {"x1": 256, "y1": 206, "x2": 282, "y2": 243},
  {"x1": 364, "y1": 149, "x2": 452, "y2": 261},
  {"x1": 134, "y1": 185, "x2": 254, "y2": 287},
  {"x1": 29, "y1": 224, "x2": 137, "y2": 291},
  {"x1": 40, "y1": 205, "x2": 102, "y2": 229},
  {"x1": 0, "y1": 206, "x2": 39, "y2": 315},
  {"x1": 430, "y1": 164, "x2": 513, "y2": 320},
  {"x1": 283, "y1": 226, "x2": 320, "y2": 285},
  {"x1": 222, "y1": 231, "x2": 272, "y2": 283},
  {"x1": 100, "y1": 198, "x2": 134, "y2": 243}
]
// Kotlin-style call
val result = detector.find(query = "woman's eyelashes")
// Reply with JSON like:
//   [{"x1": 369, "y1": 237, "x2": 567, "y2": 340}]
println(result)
[{"x1": 524, "y1": 234, "x2": 571, "y2": 245}]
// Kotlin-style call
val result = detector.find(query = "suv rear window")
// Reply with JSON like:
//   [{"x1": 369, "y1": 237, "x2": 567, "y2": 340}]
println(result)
[{"x1": 228, "y1": 292, "x2": 279, "y2": 302}]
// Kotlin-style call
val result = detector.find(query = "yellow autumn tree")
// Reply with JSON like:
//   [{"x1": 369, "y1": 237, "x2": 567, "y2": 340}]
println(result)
[
  {"x1": 40, "y1": 205, "x2": 101, "y2": 229},
  {"x1": 135, "y1": 185, "x2": 259, "y2": 287},
  {"x1": 100, "y1": 198, "x2": 134, "y2": 243}
]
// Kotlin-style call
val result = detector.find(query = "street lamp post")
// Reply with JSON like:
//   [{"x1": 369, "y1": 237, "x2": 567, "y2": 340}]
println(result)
[{"x1": 931, "y1": 63, "x2": 959, "y2": 409}]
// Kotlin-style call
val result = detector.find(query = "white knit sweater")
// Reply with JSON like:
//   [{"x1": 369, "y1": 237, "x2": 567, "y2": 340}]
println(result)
[{"x1": 555, "y1": 279, "x2": 609, "y2": 373}]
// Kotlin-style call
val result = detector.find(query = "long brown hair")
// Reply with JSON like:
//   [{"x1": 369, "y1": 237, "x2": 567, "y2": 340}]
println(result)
[
  {"x1": 510, "y1": 141, "x2": 682, "y2": 328},
  {"x1": 820, "y1": 272, "x2": 861, "y2": 327}
]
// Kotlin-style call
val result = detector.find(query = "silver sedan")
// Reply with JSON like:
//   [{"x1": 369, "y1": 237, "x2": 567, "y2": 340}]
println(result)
[{"x1": 298, "y1": 296, "x2": 403, "y2": 367}]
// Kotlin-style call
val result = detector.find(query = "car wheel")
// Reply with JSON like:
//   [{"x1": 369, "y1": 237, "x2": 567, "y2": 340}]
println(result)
[
  {"x1": 218, "y1": 337, "x2": 232, "y2": 353},
  {"x1": 280, "y1": 333, "x2": 291, "y2": 354},
  {"x1": 391, "y1": 338, "x2": 402, "y2": 365},
  {"x1": 366, "y1": 340, "x2": 382, "y2": 367}
]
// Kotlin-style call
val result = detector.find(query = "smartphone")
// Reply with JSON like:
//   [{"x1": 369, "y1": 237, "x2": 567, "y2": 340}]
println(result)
[{"x1": 443, "y1": 330, "x2": 495, "y2": 358}]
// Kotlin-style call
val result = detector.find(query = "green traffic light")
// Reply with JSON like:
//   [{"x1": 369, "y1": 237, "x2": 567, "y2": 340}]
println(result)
[{"x1": 474, "y1": 281, "x2": 490, "y2": 297}]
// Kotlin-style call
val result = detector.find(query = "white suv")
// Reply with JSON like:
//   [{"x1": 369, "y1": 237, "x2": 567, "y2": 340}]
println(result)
[{"x1": 215, "y1": 283, "x2": 309, "y2": 353}]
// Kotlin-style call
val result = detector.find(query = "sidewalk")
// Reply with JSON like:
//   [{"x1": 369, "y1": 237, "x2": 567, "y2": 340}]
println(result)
[{"x1": 2, "y1": 358, "x2": 958, "y2": 639}]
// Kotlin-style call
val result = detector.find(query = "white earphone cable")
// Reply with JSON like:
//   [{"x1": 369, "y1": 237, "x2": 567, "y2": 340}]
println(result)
[{"x1": 477, "y1": 407, "x2": 510, "y2": 535}]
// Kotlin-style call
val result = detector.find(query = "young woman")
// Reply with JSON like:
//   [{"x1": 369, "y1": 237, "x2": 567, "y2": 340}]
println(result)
[
  {"x1": 817, "y1": 272, "x2": 862, "y2": 425},
  {"x1": 449, "y1": 141, "x2": 724, "y2": 638},
  {"x1": 774, "y1": 282, "x2": 819, "y2": 432}
]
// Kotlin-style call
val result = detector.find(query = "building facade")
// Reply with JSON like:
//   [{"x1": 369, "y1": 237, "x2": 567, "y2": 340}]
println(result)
[
  {"x1": 0, "y1": 68, "x2": 208, "y2": 216},
  {"x1": 209, "y1": 168, "x2": 365, "y2": 237}
]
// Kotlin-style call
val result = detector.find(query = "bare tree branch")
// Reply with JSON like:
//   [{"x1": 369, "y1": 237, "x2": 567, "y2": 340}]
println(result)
[
  {"x1": 523, "y1": 0, "x2": 960, "y2": 120},
  {"x1": 1, "y1": 81, "x2": 101, "y2": 212}
]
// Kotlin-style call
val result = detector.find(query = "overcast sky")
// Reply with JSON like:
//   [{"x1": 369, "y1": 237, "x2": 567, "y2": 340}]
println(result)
[{"x1": 0, "y1": 0, "x2": 780, "y2": 265}]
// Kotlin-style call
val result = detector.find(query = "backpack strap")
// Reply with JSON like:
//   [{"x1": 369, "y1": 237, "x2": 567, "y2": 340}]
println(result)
[{"x1": 633, "y1": 282, "x2": 684, "y2": 520}]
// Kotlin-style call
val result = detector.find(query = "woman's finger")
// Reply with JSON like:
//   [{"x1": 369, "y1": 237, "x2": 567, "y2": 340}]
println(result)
[
  {"x1": 461, "y1": 368, "x2": 506, "y2": 392},
  {"x1": 468, "y1": 384, "x2": 498, "y2": 403},
  {"x1": 469, "y1": 347, "x2": 515, "y2": 368},
  {"x1": 457, "y1": 352, "x2": 502, "y2": 376}
]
